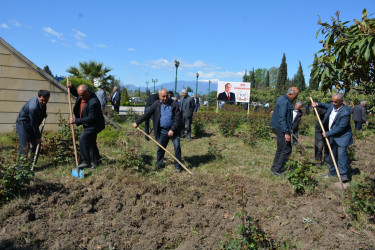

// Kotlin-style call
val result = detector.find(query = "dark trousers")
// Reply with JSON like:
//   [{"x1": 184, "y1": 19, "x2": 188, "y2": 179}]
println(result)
[
  {"x1": 16, "y1": 121, "x2": 37, "y2": 161},
  {"x1": 113, "y1": 104, "x2": 120, "y2": 114},
  {"x1": 156, "y1": 128, "x2": 182, "y2": 170},
  {"x1": 144, "y1": 106, "x2": 157, "y2": 139},
  {"x1": 181, "y1": 115, "x2": 192, "y2": 138},
  {"x1": 292, "y1": 130, "x2": 298, "y2": 145},
  {"x1": 315, "y1": 128, "x2": 329, "y2": 164},
  {"x1": 328, "y1": 140, "x2": 348, "y2": 177},
  {"x1": 354, "y1": 121, "x2": 363, "y2": 131},
  {"x1": 271, "y1": 129, "x2": 292, "y2": 173},
  {"x1": 79, "y1": 130, "x2": 100, "y2": 166}
]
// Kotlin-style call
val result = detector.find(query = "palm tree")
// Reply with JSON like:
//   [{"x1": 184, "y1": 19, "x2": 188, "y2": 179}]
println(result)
[{"x1": 67, "y1": 60, "x2": 112, "y2": 86}]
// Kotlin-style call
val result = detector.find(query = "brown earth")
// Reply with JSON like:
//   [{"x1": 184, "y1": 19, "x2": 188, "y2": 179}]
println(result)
[
  {"x1": 1, "y1": 166, "x2": 374, "y2": 249},
  {"x1": 1, "y1": 125, "x2": 375, "y2": 249}
]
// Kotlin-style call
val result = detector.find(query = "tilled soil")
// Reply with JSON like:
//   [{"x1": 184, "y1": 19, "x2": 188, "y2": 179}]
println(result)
[{"x1": 1, "y1": 167, "x2": 374, "y2": 249}]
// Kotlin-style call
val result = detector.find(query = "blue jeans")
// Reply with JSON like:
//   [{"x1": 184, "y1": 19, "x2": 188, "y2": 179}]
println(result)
[
  {"x1": 16, "y1": 121, "x2": 37, "y2": 161},
  {"x1": 328, "y1": 140, "x2": 348, "y2": 178},
  {"x1": 156, "y1": 128, "x2": 182, "y2": 170}
]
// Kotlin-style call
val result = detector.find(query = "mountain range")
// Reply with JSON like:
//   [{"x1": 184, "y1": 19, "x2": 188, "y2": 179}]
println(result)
[{"x1": 123, "y1": 80, "x2": 218, "y2": 95}]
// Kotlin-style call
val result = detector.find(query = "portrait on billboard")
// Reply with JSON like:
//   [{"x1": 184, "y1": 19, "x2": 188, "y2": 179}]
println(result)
[{"x1": 217, "y1": 81, "x2": 250, "y2": 103}]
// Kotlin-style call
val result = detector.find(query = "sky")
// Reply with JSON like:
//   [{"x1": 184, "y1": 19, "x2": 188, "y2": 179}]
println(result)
[{"x1": 1, "y1": 0, "x2": 373, "y2": 89}]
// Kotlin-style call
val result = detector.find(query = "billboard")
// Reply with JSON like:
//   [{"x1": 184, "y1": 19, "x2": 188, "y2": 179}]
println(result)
[{"x1": 217, "y1": 81, "x2": 251, "y2": 103}]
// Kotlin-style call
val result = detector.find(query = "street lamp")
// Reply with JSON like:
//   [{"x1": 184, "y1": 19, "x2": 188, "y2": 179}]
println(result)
[
  {"x1": 152, "y1": 78, "x2": 158, "y2": 93},
  {"x1": 196, "y1": 73, "x2": 199, "y2": 96},
  {"x1": 208, "y1": 80, "x2": 211, "y2": 107},
  {"x1": 174, "y1": 60, "x2": 180, "y2": 94}
]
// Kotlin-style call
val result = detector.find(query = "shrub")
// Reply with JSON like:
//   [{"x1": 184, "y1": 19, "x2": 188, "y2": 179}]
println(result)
[
  {"x1": 192, "y1": 115, "x2": 206, "y2": 137},
  {"x1": 348, "y1": 178, "x2": 375, "y2": 223},
  {"x1": 121, "y1": 145, "x2": 145, "y2": 172},
  {"x1": 220, "y1": 187, "x2": 277, "y2": 249},
  {"x1": 285, "y1": 159, "x2": 318, "y2": 195},
  {"x1": 41, "y1": 113, "x2": 80, "y2": 165},
  {"x1": 98, "y1": 127, "x2": 122, "y2": 146},
  {"x1": 219, "y1": 114, "x2": 239, "y2": 137},
  {"x1": 0, "y1": 150, "x2": 34, "y2": 203},
  {"x1": 207, "y1": 139, "x2": 223, "y2": 159}
]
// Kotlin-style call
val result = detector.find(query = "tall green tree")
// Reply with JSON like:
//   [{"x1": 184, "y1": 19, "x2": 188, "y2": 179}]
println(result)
[
  {"x1": 264, "y1": 71, "x2": 270, "y2": 88},
  {"x1": 275, "y1": 53, "x2": 288, "y2": 97},
  {"x1": 254, "y1": 68, "x2": 267, "y2": 88},
  {"x1": 312, "y1": 9, "x2": 375, "y2": 94},
  {"x1": 120, "y1": 88, "x2": 129, "y2": 106},
  {"x1": 43, "y1": 65, "x2": 53, "y2": 77},
  {"x1": 250, "y1": 68, "x2": 256, "y2": 89},
  {"x1": 309, "y1": 58, "x2": 320, "y2": 91},
  {"x1": 295, "y1": 61, "x2": 306, "y2": 91},
  {"x1": 243, "y1": 70, "x2": 249, "y2": 82},
  {"x1": 67, "y1": 60, "x2": 112, "y2": 86},
  {"x1": 268, "y1": 66, "x2": 279, "y2": 87}
]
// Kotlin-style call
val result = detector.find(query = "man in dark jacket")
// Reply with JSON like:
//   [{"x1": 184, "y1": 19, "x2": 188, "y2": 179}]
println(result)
[
  {"x1": 314, "y1": 106, "x2": 329, "y2": 166},
  {"x1": 144, "y1": 93, "x2": 160, "y2": 140},
  {"x1": 133, "y1": 89, "x2": 183, "y2": 172},
  {"x1": 312, "y1": 93, "x2": 353, "y2": 182},
  {"x1": 110, "y1": 86, "x2": 121, "y2": 114},
  {"x1": 270, "y1": 87, "x2": 299, "y2": 175},
  {"x1": 180, "y1": 89, "x2": 195, "y2": 140},
  {"x1": 351, "y1": 101, "x2": 369, "y2": 131},
  {"x1": 16, "y1": 90, "x2": 49, "y2": 161},
  {"x1": 291, "y1": 101, "x2": 303, "y2": 145},
  {"x1": 67, "y1": 81, "x2": 105, "y2": 169}
]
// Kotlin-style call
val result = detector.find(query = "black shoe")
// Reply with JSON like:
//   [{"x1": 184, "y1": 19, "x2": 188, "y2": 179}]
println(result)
[
  {"x1": 271, "y1": 171, "x2": 283, "y2": 176},
  {"x1": 154, "y1": 164, "x2": 162, "y2": 171},
  {"x1": 341, "y1": 176, "x2": 349, "y2": 183},
  {"x1": 145, "y1": 136, "x2": 150, "y2": 141},
  {"x1": 181, "y1": 134, "x2": 185, "y2": 138},
  {"x1": 78, "y1": 163, "x2": 88, "y2": 169}
]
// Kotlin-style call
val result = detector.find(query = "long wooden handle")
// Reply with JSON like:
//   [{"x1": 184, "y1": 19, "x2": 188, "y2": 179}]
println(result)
[
  {"x1": 310, "y1": 97, "x2": 344, "y2": 189},
  {"x1": 136, "y1": 127, "x2": 193, "y2": 176},
  {"x1": 68, "y1": 84, "x2": 79, "y2": 167}
]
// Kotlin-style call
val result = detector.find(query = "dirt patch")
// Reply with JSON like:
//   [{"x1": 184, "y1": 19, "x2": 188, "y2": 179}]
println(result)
[{"x1": 1, "y1": 167, "x2": 374, "y2": 249}]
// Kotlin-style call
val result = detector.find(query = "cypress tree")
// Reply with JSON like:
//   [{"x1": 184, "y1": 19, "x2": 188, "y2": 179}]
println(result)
[
  {"x1": 309, "y1": 59, "x2": 320, "y2": 91},
  {"x1": 250, "y1": 68, "x2": 256, "y2": 89},
  {"x1": 43, "y1": 65, "x2": 53, "y2": 77},
  {"x1": 275, "y1": 53, "x2": 288, "y2": 97},
  {"x1": 264, "y1": 71, "x2": 270, "y2": 88},
  {"x1": 243, "y1": 69, "x2": 248, "y2": 82},
  {"x1": 296, "y1": 61, "x2": 306, "y2": 92}
]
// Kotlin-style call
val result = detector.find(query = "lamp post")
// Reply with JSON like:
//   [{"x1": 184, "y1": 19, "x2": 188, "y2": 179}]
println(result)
[
  {"x1": 174, "y1": 60, "x2": 180, "y2": 94},
  {"x1": 208, "y1": 80, "x2": 211, "y2": 107},
  {"x1": 195, "y1": 73, "x2": 199, "y2": 96},
  {"x1": 152, "y1": 78, "x2": 158, "y2": 93}
]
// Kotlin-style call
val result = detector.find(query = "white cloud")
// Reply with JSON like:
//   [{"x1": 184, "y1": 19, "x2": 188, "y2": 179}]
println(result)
[
  {"x1": 72, "y1": 29, "x2": 86, "y2": 40},
  {"x1": 76, "y1": 41, "x2": 89, "y2": 50},
  {"x1": 50, "y1": 39, "x2": 58, "y2": 43},
  {"x1": 127, "y1": 48, "x2": 136, "y2": 51},
  {"x1": 97, "y1": 44, "x2": 108, "y2": 48},
  {"x1": 9, "y1": 19, "x2": 21, "y2": 27},
  {"x1": 1, "y1": 23, "x2": 10, "y2": 29},
  {"x1": 62, "y1": 43, "x2": 71, "y2": 48},
  {"x1": 187, "y1": 70, "x2": 244, "y2": 79},
  {"x1": 130, "y1": 60, "x2": 140, "y2": 66},
  {"x1": 43, "y1": 27, "x2": 64, "y2": 40},
  {"x1": 129, "y1": 58, "x2": 221, "y2": 72}
]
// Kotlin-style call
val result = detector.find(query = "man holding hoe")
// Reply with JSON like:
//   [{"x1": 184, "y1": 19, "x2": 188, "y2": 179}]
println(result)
[
  {"x1": 133, "y1": 88, "x2": 183, "y2": 172},
  {"x1": 67, "y1": 79, "x2": 105, "y2": 169}
]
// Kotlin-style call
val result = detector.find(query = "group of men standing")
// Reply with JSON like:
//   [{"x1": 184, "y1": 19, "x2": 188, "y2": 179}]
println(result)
[
  {"x1": 270, "y1": 87, "x2": 369, "y2": 183},
  {"x1": 16, "y1": 82, "x2": 369, "y2": 179}
]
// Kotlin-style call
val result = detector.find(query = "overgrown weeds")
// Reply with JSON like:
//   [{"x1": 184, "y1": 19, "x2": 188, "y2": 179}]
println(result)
[{"x1": 193, "y1": 115, "x2": 206, "y2": 138}]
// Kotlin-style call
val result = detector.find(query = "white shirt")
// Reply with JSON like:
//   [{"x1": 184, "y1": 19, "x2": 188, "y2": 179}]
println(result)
[
  {"x1": 328, "y1": 106, "x2": 341, "y2": 130},
  {"x1": 292, "y1": 110, "x2": 298, "y2": 122}
]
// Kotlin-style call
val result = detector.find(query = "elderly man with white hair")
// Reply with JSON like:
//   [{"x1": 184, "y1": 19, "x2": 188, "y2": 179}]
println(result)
[
  {"x1": 312, "y1": 92, "x2": 353, "y2": 182},
  {"x1": 180, "y1": 89, "x2": 195, "y2": 140}
]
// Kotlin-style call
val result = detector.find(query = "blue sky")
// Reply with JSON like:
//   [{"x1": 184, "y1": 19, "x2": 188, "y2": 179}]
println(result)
[{"x1": 1, "y1": 0, "x2": 373, "y2": 88}]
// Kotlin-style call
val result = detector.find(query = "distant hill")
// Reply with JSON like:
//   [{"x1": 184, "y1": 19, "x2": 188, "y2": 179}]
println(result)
[{"x1": 123, "y1": 80, "x2": 218, "y2": 95}]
